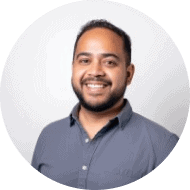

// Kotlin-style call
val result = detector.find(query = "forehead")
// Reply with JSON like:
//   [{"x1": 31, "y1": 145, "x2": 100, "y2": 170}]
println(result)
[{"x1": 75, "y1": 28, "x2": 125, "y2": 56}]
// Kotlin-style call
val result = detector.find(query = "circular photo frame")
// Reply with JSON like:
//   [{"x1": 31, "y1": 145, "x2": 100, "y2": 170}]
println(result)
[{"x1": 0, "y1": 0, "x2": 189, "y2": 190}]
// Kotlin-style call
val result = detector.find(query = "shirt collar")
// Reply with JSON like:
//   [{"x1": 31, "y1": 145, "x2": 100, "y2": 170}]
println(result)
[
  {"x1": 69, "y1": 99, "x2": 133, "y2": 129},
  {"x1": 69, "y1": 102, "x2": 80, "y2": 126},
  {"x1": 116, "y1": 99, "x2": 133, "y2": 129}
]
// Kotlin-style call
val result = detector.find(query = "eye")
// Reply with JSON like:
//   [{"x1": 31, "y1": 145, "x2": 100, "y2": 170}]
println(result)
[
  {"x1": 104, "y1": 60, "x2": 117, "y2": 67},
  {"x1": 79, "y1": 59, "x2": 90, "y2": 64}
]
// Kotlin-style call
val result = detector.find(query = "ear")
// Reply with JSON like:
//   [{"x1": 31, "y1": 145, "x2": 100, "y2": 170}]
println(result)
[{"x1": 126, "y1": 64, "x2": 135, "y2": 86}]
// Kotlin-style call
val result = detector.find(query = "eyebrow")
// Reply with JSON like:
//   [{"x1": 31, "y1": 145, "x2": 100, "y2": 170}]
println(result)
[
  {"x1": 76, "y1": 52, "x2": 92, "y2": 59},
  {"x1": 76, "y1": 52, "x2": 120, "y2": 60}
]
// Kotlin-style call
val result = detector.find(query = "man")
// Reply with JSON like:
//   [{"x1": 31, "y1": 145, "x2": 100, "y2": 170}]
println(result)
[{"x1": 32, "y1": 19, "x2": 179, "y2": 189}]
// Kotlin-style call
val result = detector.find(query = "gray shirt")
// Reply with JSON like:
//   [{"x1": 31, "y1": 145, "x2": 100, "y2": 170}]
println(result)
[{"x1": 31, "y1": 99, "x2": 179, "y2": 189}]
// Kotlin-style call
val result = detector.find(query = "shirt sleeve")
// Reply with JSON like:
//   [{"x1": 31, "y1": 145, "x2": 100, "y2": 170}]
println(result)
[
  {"x1": 31, "y1": 127, "x2": 47, "y2": 171},
  {"x1": 156, "y1": 134, "x2": 179, "y2": 167}
]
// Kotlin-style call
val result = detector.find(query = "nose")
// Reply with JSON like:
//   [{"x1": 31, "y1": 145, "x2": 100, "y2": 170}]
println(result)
[{"x1": 87, "y1": 60, "x2": 105, "y2": 77}]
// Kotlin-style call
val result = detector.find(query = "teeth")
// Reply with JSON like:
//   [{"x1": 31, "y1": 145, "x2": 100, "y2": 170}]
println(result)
[{"x1": 87, "y1": 84, "x2": 104, "y2": 88}]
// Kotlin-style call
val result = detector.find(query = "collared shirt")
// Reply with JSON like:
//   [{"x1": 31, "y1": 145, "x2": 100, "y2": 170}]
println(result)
[{"x1": 31, "y1": 99, "x2": 179, "y2": 189}]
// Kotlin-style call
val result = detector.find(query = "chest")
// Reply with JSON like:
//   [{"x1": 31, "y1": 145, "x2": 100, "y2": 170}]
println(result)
[{"x1": 39, "y1": 129, "x2": 154, "y2": 189}]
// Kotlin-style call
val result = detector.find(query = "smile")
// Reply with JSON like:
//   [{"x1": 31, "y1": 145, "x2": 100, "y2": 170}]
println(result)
[
  {"x1": 86, "y1": 84, "x2": 105, "y2": 88},
  {"x1": 84, "y1": 83, "x2": 109, "y2": 94}
]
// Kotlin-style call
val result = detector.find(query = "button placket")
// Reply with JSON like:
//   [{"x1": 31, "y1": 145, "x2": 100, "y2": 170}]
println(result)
[
  {"x1": 77, "y1": 123, "x2": 104, "y2": 189},
  {"x1": 77, "y1": 129, "x2": 92, "y2": 189}
]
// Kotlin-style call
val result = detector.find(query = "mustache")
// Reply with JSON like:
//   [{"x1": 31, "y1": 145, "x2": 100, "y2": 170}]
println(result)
[{"x1": 81, "y1": 77, "x2": 112, "y2": 85}]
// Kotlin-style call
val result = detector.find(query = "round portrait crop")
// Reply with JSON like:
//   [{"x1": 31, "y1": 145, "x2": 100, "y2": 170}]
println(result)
[{"x1": 0, "y1": 1, "x2": 189, "y2": 189}]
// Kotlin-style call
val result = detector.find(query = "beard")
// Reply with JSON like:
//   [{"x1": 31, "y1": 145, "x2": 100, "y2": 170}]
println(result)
[{"x1": 71, "y1": 78, "x2": 127, "y2": 112}]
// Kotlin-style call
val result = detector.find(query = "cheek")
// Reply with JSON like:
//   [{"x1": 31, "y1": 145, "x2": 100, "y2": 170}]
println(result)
[
  {"x1": 110, "y1": 70, "x2": 127, "y2": 88},
  {"x1": 72, "y1": 67, "x2": 86, "y2": 84}
]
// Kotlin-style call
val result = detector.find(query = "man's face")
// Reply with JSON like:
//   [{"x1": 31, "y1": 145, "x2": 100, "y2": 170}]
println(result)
[{"x1": 72, "y1": 28, "x2": 131, "y2": 112}]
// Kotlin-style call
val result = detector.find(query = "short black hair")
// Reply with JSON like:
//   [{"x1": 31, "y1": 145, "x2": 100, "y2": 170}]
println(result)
[{"x1": 73, "y1": 19, "x2": 132, "y2": 65}]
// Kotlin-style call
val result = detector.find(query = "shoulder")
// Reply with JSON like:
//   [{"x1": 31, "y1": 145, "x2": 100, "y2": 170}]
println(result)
[
  {"x1": 39, "y1": 116, "x2": 71, "y2": 140},
  {"x1": 44, "y1": 117, "x2": 70, "y2": 131},
  {"x1": 31, "y1": 116, "x2": 70, "y2": 167},
  {"x1": 130, "y1": 112, "x2": 179, "y2": 140},
  {"x1": 129, "y1": 112, "x2": 179, "y2": 166}
]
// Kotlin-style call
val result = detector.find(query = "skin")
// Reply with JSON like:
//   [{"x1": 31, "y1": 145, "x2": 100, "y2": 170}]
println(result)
[{"x1": 72, "y1": 28, "x2": 135, "y2": 139}]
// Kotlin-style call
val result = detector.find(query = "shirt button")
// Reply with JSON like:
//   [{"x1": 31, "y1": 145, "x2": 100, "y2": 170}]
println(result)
[
  {"x1": 82, "y1": 165, "x2": 88, "y2": 170},
  {"x1": 85, "y1": 138, "x2": 89, "y2": 143}
]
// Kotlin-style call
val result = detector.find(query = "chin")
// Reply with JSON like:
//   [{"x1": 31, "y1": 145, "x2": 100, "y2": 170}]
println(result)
[
  {"x1": 84, "y1": 96, "x2": 109, "y2": 106},
  {"x1": 81, "y1": 97, "x2": 117, "y2": 112}
]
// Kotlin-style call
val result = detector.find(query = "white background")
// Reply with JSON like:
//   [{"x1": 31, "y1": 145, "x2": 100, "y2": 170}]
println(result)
[{"x1": 0, "y1": 0, "x2": 189, "y2": 163}]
